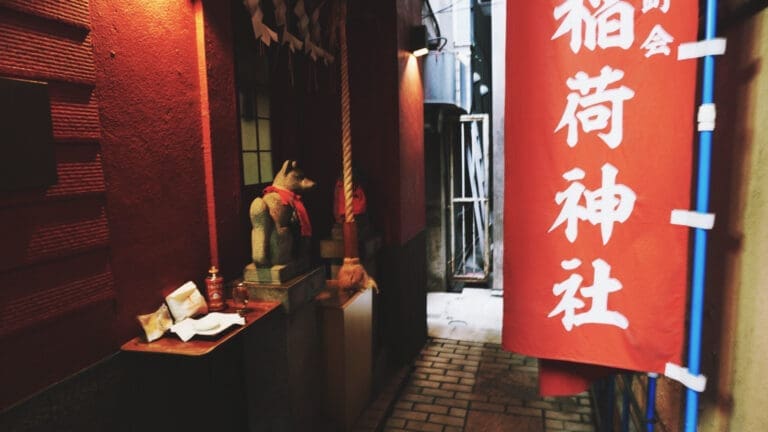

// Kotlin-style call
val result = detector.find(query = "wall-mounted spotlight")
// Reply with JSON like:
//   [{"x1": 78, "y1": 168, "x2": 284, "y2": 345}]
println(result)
[{"x1": 410, "y1": 25, "x2": 429, "y2": 57}]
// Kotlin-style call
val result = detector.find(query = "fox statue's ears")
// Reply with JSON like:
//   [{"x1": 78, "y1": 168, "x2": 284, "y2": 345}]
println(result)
[
  {"x1": 279, "y1": 160, "x2": 290, "y2": 175},
  {"x1": 278, "y1": 160, "x2": 299, "y2": 176}
]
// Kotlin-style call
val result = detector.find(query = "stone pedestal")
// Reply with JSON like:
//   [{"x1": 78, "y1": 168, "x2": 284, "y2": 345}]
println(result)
[
  {"x1": 239, "y1": 267, "x2": 326, "y2": 431},
  {"x1": 242, "y1": 266, "x2": 324, "y2": 314},
  {"x1": 243, "y1": 257, "x2": 311, "y2": 284}
]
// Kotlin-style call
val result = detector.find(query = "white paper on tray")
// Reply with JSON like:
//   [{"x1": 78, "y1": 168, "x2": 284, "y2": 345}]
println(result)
[{"x1": 170, "y1": 313, "x2": 246, "y2": 342}]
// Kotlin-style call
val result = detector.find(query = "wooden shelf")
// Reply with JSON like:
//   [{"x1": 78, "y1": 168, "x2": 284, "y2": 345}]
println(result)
[{"x1": 121, "y1": 300, "x2": 281, "y2": 357}]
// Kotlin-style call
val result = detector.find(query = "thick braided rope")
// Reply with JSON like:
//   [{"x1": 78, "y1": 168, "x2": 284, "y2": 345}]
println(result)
[{"x1": 340, "y1": 2, "x2": 354, "y2": 224}]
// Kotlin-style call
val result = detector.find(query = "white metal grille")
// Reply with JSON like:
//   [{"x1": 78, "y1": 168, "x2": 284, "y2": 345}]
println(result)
[{"x1": 449, "y1": 114, "x2": 490, "y2": 282}]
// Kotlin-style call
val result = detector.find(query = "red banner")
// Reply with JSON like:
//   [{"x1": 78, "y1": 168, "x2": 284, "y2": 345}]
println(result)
[{"x1": 503, "y1": 0, "x2": 698, "y2": 377}]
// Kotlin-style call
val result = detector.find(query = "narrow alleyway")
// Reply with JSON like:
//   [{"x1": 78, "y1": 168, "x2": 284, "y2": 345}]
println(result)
[
  {"x1": 381, "y1": 339, "x2": 596, "y2": 431},
  {"x1": 354, "y1": 290, "x2": 597, "y2": 432}
]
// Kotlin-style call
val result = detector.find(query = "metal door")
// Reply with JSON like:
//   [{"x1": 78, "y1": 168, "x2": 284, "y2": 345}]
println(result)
[{"x1": 449, "y1": 114, "x2": 490, "y2": 282}]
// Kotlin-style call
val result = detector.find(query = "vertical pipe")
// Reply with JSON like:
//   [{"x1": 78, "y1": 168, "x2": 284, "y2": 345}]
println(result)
[
  {"x1": 194, "y1": 0, "x2": 219, "y2": 267},
  {"x1": 449, "y1": 128, "x2": 456, "y2": 277},
  {"x1": 461, "y1": 125, "x2": 467, "y2": 272},
  {"x1": 684, "y1": 0, "x2": 718, "y2": 430},
  {"x1": 646, "y1": 373, "x2": 658, "y2": 432},
  {"x1": 483, "y1": 115, "x2": 490, "y2": 277}
]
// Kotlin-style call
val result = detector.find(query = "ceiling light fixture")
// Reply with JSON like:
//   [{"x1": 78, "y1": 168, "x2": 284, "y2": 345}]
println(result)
[{"x1": 410, "y1": 25, "x2": 429, "y2": 57}]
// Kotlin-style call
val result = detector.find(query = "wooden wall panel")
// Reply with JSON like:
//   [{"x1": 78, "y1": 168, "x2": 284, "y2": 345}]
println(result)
[
  {"x1": 0, "y1": 11, "x2": 95, "y2": 85},
  {"x1": 0, "y1": 0, "x2": 91, "y2": 29}
]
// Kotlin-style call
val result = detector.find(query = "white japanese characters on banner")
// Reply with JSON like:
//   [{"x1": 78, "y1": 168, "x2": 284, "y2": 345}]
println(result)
[{"x1": 503, "y1": 0, "x2": 698, "y2": 389}]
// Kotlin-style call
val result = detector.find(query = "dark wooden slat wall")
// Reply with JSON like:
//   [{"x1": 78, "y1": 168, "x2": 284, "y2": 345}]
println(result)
[{"x1": 0, "y1": 2, "x2": 114, "y2": 341}]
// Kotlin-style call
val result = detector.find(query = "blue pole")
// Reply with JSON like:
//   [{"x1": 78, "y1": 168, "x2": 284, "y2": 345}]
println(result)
[
  {"x1": 684, "y1": 0, "x2": 719, "y2": 430},
  {"x1": 646, "y1": 374, "x2": 657, "y2": 432}
]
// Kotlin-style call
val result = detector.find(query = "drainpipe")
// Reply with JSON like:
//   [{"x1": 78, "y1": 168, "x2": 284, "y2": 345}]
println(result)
[
  {"x1": 645, "y1": 373, "x2": 657, "y2": 432},
  {"x1": 684, "y1": 0, "x2": 719, "y2": 430}
]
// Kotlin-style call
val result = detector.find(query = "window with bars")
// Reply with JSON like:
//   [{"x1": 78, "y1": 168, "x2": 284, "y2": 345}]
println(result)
[
  {"x1": 239, "y1": 84, "x2": 272, "y2": 185},
  {"x1": 235, "y1": 31, "x2": 273, "y2": 186}
]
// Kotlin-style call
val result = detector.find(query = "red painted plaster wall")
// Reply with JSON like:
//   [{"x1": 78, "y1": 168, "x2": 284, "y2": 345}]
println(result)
[
  {"x1": 0, "y1": 0, "x2": 245, "y2": 409},
  {"x1": 397, "y1": 54, "x2": 426, "y2": 244},
  {"x1": 0, "y1": 0, "x2": 425, "y2": 409},
  {"x1": 335, "y1": 0, "x2": 425, "y2": 246},
  {"x1": 90, "y1": 0, "x2": 211, "y2": 340},
  {"x1": 0, "y1": 0, "x2": 117, "y2": 408},
  {"x1": 202, "y1": 0, "x2": 248, "y2": 278},
  {"x1": 396, "y1": 0, "x2": 426, "y2": 244},
  {"x1": 347, "y1": 0, "x2": 401, "y2": 245}
]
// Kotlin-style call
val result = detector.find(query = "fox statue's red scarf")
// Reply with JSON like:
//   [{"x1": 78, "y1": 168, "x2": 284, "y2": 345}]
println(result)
[{"x1": 263, "y1": 185, "x2": 312, "y2": 237}]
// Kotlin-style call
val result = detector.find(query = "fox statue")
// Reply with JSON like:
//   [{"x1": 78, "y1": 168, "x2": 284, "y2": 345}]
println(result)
[{"x1": 250, "y1": 160, "x2": 316, "y2": 266}]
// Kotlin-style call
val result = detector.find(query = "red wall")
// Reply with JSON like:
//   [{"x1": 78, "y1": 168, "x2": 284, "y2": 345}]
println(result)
[
  {"x1": 347, "y1": 0, "x2": 425, "y2": 246},
  {"x1": 90, "y1": 0, "x2": 211, "y2": 340},
  {"x1": 202, "y1": 0, "x2": 250, "y2": 279},
  {"x1": 0, "y1": 0, "x2": 426, "y2": 409},
  {"x1": 0, "y1": 0, "x2": 117, "y2": 408},
  {"x1": 346, "y1": 1, "x2": 396, "y2": 244},
  {"x1": 396, "y1": 0, "x2": 427, "y2": 244},
  {"x1": 398, "y1": 54, "x2": 426, "y2": 244},
  {"x1": 0, "y1": 0, "x2": 222, "y2": 408}
]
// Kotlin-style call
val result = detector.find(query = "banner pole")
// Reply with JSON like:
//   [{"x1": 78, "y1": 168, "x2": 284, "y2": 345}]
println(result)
[
  {"x1": 645, "y1": 374, "x2": 657, "y2": 432},
  {"x1": 684, "y1": 0, "x2": 719, "y2": 430}
]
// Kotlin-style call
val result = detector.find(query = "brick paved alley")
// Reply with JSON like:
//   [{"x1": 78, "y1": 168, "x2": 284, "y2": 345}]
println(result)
[{"x1": 357, "y1": 338, "x2": 596, "y2": 432}]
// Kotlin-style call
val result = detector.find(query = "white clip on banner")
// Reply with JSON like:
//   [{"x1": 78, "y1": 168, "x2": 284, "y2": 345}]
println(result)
[
  {"x1": 698, "y1": 103, "x2": 716, "y2": 131},
  {"x1": 670, "y1": 209, "x2": 715, "y2": 230},
  {"x1": 665, "y1": 362, "x2": 707, "y2": 392},
  {"x1": 677, "y1": 38, "x2": 727, "y2": 60}
]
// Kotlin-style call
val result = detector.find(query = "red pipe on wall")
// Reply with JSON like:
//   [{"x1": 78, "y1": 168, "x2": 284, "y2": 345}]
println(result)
[{"x1": 194, "y1": 0, "x2": 219, "y2": 267}]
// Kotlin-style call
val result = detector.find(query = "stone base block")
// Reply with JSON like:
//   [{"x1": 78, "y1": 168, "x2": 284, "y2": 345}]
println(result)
[
  {"x1": 241, "y1": 266, "x2": 324, "y2": 314},
  {"x1": 243, "y1": 258, "x2": 310, "y2": 284}
]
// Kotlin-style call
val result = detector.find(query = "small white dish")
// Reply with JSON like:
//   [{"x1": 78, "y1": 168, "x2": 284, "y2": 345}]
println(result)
[{"x1": 193, "y1": 314, "x2": 222, "y2": 333}]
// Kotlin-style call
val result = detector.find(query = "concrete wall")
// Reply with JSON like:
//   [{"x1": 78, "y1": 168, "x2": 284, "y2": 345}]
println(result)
[
  {"x1": 698, "y1": 6, "x2": 768, "y2": 431},
  {"x1": 490, "y1": 0, "x2": 505, "y2": 291},
  {"x1": 424, "y1": 107, "x2": 452, "y2": 292}
]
